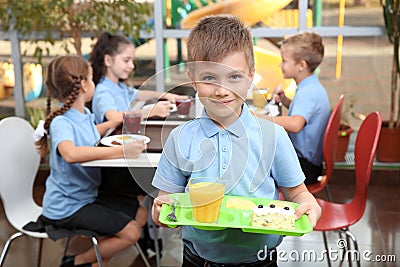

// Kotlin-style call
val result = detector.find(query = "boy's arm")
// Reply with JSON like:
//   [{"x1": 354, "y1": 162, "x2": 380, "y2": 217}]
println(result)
[
  {"x1": 280, "y1": 184, "x2": 322, "y2": 227},
  {"x1": 152, "y1": 190, "x2": 173, "y2": 227},
  {"x1": 272, "y1": 115, "x2": 306, "y2": 133}
]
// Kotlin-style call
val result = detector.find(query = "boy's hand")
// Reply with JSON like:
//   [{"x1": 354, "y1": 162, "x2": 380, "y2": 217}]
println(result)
[
  {"x1": 274, "y1": 87, "x2": 285, "y2": 105},
  {"x1": 152, "y1": 194, "x2": 174, "y2": 227},
  {"x1": 294, "y1": 201, "x2": 322, "y2": 227}
]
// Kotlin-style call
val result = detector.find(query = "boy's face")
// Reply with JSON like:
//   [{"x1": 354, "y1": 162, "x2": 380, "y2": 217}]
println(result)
[
  {"x1": 279, "y1": 45, "x2": 300, "y2": 79},
  {"x1": 188, "y1": 52, "x2": 254, "y2": 127}
]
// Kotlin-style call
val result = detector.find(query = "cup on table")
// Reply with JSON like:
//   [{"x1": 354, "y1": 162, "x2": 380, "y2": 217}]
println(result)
[
  {"x1": 123, "y1": 111, "x2": 142, "y2": 134},
  {"x1": 188, "y1": 177, "x2": 226, "y2": 223},
  {"x1": 252, "y1": 88, "x2": 269, "y2": 110},
  {"x1": 176, "y1": 97, "x2": 193, "y2": 118}
]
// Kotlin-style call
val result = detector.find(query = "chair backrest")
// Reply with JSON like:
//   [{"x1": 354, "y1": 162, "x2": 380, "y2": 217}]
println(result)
[
  {"x1": 0, "y1": 117, "x2": 42, "y2": 231},
  {"x1": 323, "y1": 94, "x2": 345, "y2": 180},
  {"x1": 353, "y1": 112, "x2": 382, "y2": 208}
]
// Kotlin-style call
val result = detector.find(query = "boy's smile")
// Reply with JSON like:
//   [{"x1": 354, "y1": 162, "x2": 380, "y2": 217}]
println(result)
[{"x1": 189, "y1": 52, "x2": 254, "y2": 128}]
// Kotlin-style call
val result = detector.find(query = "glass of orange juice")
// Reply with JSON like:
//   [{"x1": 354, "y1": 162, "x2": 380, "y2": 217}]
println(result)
[
  {"x1": 252, "y1": 88, "x2": 269, "y2": 110},
  {"x1": 188, "y1": 177, "x2": 226, "y2": 223}
]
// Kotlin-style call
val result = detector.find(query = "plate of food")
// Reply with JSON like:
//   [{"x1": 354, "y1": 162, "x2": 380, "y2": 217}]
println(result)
[
  {"x1": 159, "y1": 194, "x2": 313, "y2": 236},
  {"x1": 100, "y1": 134, "x2": 150, "y2": 147},
  {"x1": 142, "y1": 103, "x2": 177, "y2": 113}
]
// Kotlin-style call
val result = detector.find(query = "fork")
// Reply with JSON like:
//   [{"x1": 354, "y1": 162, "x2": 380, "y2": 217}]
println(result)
[
  {"x1": 166, "y1": 200, "x2": 178, "y2": 222},
  {"x1": 94, "y1": 127, "x2": 115, "y2": 146}
]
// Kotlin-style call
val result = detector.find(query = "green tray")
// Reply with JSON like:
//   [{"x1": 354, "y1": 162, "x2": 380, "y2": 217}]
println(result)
[{"x1": 159, "y1": 193, "x2": 313, "y2": 236}]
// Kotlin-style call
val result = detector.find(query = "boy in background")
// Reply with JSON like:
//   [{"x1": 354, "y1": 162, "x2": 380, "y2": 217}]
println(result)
[{"x1": 270, "y1": 32, "x2": 330, "y2": 185}]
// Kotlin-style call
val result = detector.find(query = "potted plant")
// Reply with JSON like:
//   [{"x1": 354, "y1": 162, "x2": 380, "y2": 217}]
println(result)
[
  {"x1": 376, "y1": 0, "x2": 400, "y2": 162},
  {"x1": 335, "y1": 98, "x2": 355, "y2": 162},
  {"x1": 0, "y1": 0, "x2": 151, "y2": 57},
  {"x1": 0, "y1": 0, "x2": 151, "y2": 123}
]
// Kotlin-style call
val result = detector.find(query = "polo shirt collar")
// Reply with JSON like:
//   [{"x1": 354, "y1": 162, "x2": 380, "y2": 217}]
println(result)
[
  {"x1": 199, "y1": 104, "x2": 250, "y2": 138},
  {"x1": 100, "y1": 77, "x2": 134, "y2": 93},
  {"x1": 64, "y1": 107, "x2": 95, "y2": 123},
  {"x1": 296, "y1": 74, "x2": 317, "y2": 92}
]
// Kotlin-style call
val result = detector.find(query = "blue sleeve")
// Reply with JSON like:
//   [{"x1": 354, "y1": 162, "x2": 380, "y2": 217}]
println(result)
[
  {"x1": 272, "y1": 125, "x2": 305, "y2": 187},
  {"x1": 92, "y1": 84, "x2": 118, "y2": 123},
  {"x1": 289, "y1": 89, "x2": 318, "y2": 124},
  {"x1": 152, "y1": 128, "x2": 191, "y2": 193},
  {"x1": 50, "y1": 117, "x2": 75, "y2": 151}
]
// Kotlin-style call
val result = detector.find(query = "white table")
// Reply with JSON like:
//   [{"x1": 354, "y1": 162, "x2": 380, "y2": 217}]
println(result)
[
  {"x1": 81, "y1": 152, "x2": 161, "y2": 168},
  {"x1": 81, "y1": 152, "x2": 163, "y2": 267},
  {"x1": 82, "y1": 117, "x2": 188, "y2": 168}
]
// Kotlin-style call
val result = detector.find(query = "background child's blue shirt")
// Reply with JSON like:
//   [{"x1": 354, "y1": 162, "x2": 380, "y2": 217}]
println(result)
[
  {"x1": 92, "y1": 77, "x2": 139, "y2": 123},
  {"x1": 288, "y1": 74, "x2": 330, "y2": 166},
  {"x1": 42, "y1": 108, "x2": 101, "y2": 220},
  {"x1": 152, "y1": 104, "x2": 305, "y2": 263}
]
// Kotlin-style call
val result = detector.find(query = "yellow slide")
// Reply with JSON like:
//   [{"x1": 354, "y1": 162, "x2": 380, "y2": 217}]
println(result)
[
  {"x1": 254, "y1": 46, "x2": 296, "y2": 99},
  {"x1": 181, "y1": 0, "x2": 293, "y2": 29},
  {"x1": 181, "y1": 0, "x2": 296, "y2": 99}
]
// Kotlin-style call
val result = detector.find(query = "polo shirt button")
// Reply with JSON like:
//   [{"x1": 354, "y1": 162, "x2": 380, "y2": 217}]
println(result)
[
  {"x1": 222, "y1": 146, "x2": 227, "y2": 152},
  {"x1": 222, "y1": 164, "x2": 227, "y2": 169}
]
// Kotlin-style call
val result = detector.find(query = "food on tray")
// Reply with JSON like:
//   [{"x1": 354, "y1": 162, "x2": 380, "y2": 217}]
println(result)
[
  {"x1": 225, "y1": 197, "x2": 256, "y2": 210},
  {"x1": 251, "y1": 201, "x2": 296, "y2": 230}
]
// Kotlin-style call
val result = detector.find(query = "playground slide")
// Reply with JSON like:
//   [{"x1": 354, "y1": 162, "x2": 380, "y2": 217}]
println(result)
[
  {"x1": 181, "y1": 0, "x2": 296, "y2": 98},
  {"x1": 254, "y1": 46, "x2": 296, "y2": 99}
]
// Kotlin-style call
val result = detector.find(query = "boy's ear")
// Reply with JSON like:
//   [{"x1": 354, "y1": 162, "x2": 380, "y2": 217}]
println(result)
[
  {"x1": 248, "y1": 68, "x2": 255, "y2": 82},
  {"x1": 187, "y1": 70, "x2": 198, "y2": 91},
  {"x1": 299, "y1": 60, "x2": 308, "y2": 71}
]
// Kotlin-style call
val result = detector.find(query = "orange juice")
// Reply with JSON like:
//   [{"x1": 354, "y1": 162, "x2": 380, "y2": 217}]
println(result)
[
  {"x1": 252, "y1": 89, "x2": 269, "y2": 109},
  {"x1": 189, "y1": 181, "x2": 225, "y2": 223}
]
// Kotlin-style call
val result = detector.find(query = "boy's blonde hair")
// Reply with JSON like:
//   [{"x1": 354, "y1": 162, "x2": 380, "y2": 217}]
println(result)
[
  {"x1": 281, "y1": 32, "x2": 324, "y2": 72},
  {"x1": 187, "y1": 14, "x2": 254, "y2": 73}
]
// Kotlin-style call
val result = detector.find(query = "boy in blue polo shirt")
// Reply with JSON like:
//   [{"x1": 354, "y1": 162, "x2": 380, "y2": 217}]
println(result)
[
  {"x1": 270, "y1": 32, "x2": 330, "y2": 185},
  {"x1": 151, "y1": 15, "x2": 321, "y2": 266}
]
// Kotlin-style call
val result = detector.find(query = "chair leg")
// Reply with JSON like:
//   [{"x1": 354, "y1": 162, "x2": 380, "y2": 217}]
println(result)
[
  {"x1": 321, "y1": 231, "x2": 332, "y2": 267},
  {"x1": 342, "y1": 229, "x2": 360, "y2": 267},
  {"x1": 37, "y1": 238, "x2": 44, "y2": 267},
  {"x1": 0, "y1": 232, "x2": 24, "y2": 267},
  {"x1": 62, "y1": 237, "x2": 71, "y2": 257},
  {"x1": 152, "y1": 225, "x2": 161, "y2": 267},
  {"x1": 135, "y1": 243, "x2": 151, "y2": 267},
  {"x1": 91, "y1": 236, "x2": 104, "y2": 267},
  {"x1": 324, "y1": 184, "x2": 333, "y2": 202}
]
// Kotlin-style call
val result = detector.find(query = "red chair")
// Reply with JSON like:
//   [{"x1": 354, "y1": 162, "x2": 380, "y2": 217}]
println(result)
[
  {"x1": 314, "y1": 112, "x2": 382, "y2": 267},
  {"x1": 307, "y1": 94, "x2": 345, "y2": 201}
]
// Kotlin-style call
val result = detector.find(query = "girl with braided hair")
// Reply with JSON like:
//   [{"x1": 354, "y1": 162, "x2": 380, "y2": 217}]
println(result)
[{"x1": 34, "y1": 55, "x2": 148, "y2": 267}]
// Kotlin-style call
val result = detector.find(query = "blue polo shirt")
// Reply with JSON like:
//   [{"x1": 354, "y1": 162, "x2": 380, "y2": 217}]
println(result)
[
  {"x1": 92, "y1": 77, "x2": 139, "y2": 123},
  {"x1": 42, "y1": 108, "x2": 101, "y2": 220},
  {"x1": 288, "y1": 74, "x2": 330, "y2": 166},
  {"x1": 152, "y1": 104, "x2": 305, "y2": 263}
]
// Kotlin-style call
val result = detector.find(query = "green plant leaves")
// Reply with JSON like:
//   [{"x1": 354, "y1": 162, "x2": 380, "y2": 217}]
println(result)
[{"x1": 0, "y1": 0, "x2": 151, "y2": 57}]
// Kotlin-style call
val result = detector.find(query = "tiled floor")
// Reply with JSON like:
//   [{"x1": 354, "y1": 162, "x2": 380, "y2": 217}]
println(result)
[
  {"x1": 0, "y1": 169, "x2": 399, "y2": 266},
  {"x1": 279, "y1": 177, "x2": 400, "y2": 267}
]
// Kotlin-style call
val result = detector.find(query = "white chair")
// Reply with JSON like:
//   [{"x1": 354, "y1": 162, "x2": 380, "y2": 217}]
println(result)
[{"x1": 0, "y1": 117, "x2": 105, "y2": 267}]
